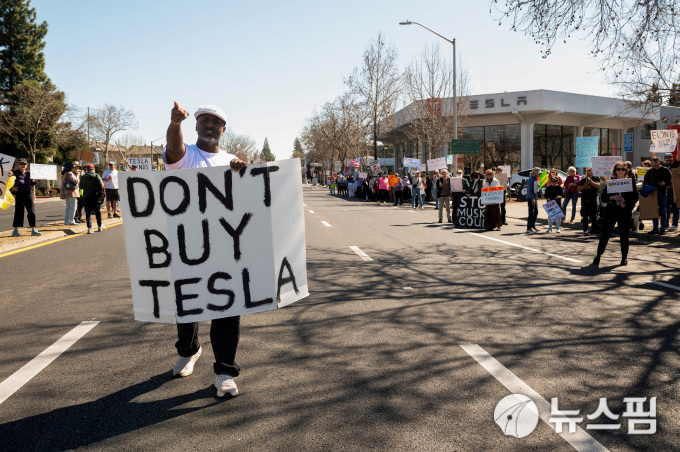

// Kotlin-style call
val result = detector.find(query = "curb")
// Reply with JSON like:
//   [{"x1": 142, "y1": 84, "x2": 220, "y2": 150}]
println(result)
[{"x1": 0, "y1": 219, "x2": 123, "y2": 255}]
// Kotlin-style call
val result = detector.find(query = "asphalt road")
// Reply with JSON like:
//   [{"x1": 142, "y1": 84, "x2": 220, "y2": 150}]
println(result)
[{"x1": 0, "y1": 186, "x2": 679, "y2": 451}]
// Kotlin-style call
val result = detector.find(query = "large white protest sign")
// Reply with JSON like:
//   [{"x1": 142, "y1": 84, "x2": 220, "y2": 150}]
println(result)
[
  {"x1": 358, "y1": 172, "x2": 368, "y2": 179},
  {"x1": 30, "y1": 163, "x2": 58, "y2": 180},
  {"x1": 427, "y1": 157, "x2": 447, "y2": 171},
  {"x1": 0, "y1": 152, "x2": 15, "y2": 198},
  {"x1": 420, "y1": 164, "x2": 426, "y2": 172},
  {"x1": 119, "y1": 158, "x2": 308, "y2": 324},
  {"x1": 543, "y1": 199, "x2": 565, "y2": 222},
  {"x1": 591, "y1": 156, "x2": 620, "y2": 178},
  {"x1": 403, "y1": 158, "x2": 420, "y2": 169},
  {"x1": 127, "y1": 157, "x2": 152, "y2": 171},
  {"x1": 650, "y1": 129, "x2": 678, "y2": 155},
  {"x1": 450, "y1": 177, "x2": 464, "y2": 192},
  {"x1": 575, "y1": 137, "x2": 599, "y2": 167},
  {"x1": 606, "y1": 178, "x2": 633, "y2": 193},
  {"x1": 480, "y1": 186, "x2": 504, "y2": 205}
]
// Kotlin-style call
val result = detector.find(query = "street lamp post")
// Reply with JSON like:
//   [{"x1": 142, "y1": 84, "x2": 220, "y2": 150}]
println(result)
[
  {"x1": 399, "y1": 20, "x2": 457, "y2": 173},
  {"x1": 150, "y1": 136, "x2": 164, "y2": 171}
]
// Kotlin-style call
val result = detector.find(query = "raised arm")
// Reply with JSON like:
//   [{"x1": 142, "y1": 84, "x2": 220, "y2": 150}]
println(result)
[{"x1": 165, "y1": 101, "x2": 189, "y2": 165}]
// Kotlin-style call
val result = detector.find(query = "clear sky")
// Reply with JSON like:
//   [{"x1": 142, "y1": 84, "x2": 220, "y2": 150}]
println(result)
[{"x1": 32, "y1": 0, "x2": 615, "y2": 157}]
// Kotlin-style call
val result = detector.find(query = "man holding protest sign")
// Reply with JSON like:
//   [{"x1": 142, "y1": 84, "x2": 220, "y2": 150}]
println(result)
[
  {"x1": 163, "y1": 102, "x2": 246, "y2": 397},
  {"x1": 644, "y1": 157, "x2": 672, "y2": 235}
]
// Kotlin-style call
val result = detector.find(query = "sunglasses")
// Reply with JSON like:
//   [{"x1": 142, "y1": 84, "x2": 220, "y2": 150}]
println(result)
[
  {"x1": 615, "y1": 168, "x2": 627, "y2": 171},
  {"x1": 19, "y1": 163, "x2": 27, "y2": 166}
]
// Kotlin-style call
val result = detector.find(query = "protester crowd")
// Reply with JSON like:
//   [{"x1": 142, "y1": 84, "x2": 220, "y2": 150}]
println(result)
[{"x1": 326, "y1": 152, "x2": 679, "y2": 265}]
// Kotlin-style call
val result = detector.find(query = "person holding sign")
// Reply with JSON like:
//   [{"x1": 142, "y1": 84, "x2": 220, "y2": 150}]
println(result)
[
  {"x1": 163, "y1": 102, "x2": 246, "y2": 398},
  {"x1": 561, "y1": 167, "x2": 580, "y2": 223},
  {"x1": 436, "y1": 169, "x2": 452, "y2": 223},
  {"x1": 525, "y1": 167, "x2": 540, "y2": 234},
  {"x1": 482, "y1": 170, "x2": 502, "y2": 231},
  {"x1": 9, "y1": 158, "x2": 40, "y2": 237},
  {"x1": 643, "y1": 157, "x2": 672, "y2": 235},
  {"x1": 545, "y1": 176, "x2": 564, "y2": 233},
  {"x1": 412, "y1": 172, "x2": 425, "y2": 209},
  {"x1": 593, "y1": 162, "x2": 638, "y2": 266},
  {"x1": 577, "y1": 168, "x2": 601, "y2": 235},
  {"x1": 663, "y1": 153, "x2": 678, "y2": 231}
]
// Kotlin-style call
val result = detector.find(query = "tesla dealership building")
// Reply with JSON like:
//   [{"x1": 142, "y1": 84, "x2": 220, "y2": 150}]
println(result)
[{"x1": 379, "y1": 89, "x2": 680, "y2": 173}]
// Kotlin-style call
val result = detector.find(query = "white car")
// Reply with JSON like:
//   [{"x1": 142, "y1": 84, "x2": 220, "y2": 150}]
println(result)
[{"x1": 509, "y1": 169, "x2": 569, "y2": 198}]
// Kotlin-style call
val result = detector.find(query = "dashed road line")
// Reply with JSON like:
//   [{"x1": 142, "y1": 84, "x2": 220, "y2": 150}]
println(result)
[
  {"x1": 321, "y1": 221, "x2": 331, "y2": 227},
  {"x1": 650, "y1": 281, "x2": 680, "y2": 291},
  {"x1": 453, "y1": 229, "x2": 582, "y2": 263},
  {"x1": 349, "y1": 246, "x2": 373, "y2": 261},
  {"x1": 308, "y1": 210, "x2": 315, "y2": 213},
  {"x1": 0, "y1": 320, "x2": 100, "y2": 405},
  {"x1": 460, "y1": 344, "x2": 609, "y2": 452}
]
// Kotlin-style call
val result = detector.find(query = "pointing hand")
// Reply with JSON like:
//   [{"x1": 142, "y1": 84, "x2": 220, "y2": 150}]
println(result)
[{"x1": 171, "y1": 101, "x2": 190, "y2": 125}]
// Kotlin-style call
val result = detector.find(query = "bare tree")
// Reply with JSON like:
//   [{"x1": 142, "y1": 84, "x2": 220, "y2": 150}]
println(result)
[
  {"x1": 90, "y1": 104, "x2": 137, "y2": 162},
  {"x1": 219, "y1": 127, "x2": 258, "y2": 162},
  {"x1": 345, "y1": 32, "x2": 402, "y2": 160},
  {"x1": 401, "y1": 43, "x2": 470, "y2": 160},
  {"x1": 0, "y1": 80, "x2": 67, "y2": 162},
  {"x1": 493, "y1": 0, "x2": 680, "y2": 107},
  {"x1": 116, "y1": 132, "x2": 147, "y2": 148}
]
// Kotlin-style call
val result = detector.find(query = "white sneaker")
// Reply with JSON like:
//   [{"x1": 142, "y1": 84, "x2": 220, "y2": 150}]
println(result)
[
  {"x1": 556, "y1": 229, "x2": 562, "y2": 233},
  {"x1": 214, "y1": 374, "x2": 239, "y2": 397},
  {"x1": 87, "y1": 228, "x2": 94, "y2": 234},
  {"x1": 172, "y1": 347, "x2": 202, "y2": 377},
  {"x1": 669, "y1": 225, "x2": 677, "y2": 231},
  {"x1": 98, "y1": 226, "x2": 106, "y2": 232}
]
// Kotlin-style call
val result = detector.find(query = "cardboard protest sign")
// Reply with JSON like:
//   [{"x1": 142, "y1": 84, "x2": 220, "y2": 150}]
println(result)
[
  {"x1": 591, "y1": 156, "x2": 620, "y2": 178},
  {"x1": 427, "y1": 157, "x2": 447, "y2": 171},
  {"x1": 119, "y1": 158, "x2": 308, "y2": 324},
  {"x1": 127, "y1": 157, "x2": 152, "y2": 171},
  {"x1": 636, "y1": 167, "x2": 649, "y2": 181},
  {"x1": 495, "y1": 173, "x2": 508, "y2": 187},
  {"x1": 651, "y1": 129, "x2": 678, "y2": 155},
  {"x1": 450, "y1": 177, "x2": 464, "y2": 192},
  {"x1": 638, "y1": 190, "x2": 659, "y2": 220},
  {"x1": 403, "y1": 158, "x2": 420, "y2": 169},
  {"x1": 455, "y1": 196, "x2": 485, "y2": 228},
  {"x1": 575, "y1": 137, "x2": 599, "y2": 167},
  {"x1": 606, "y1": 178, "x2": 633, "y2": 193},
  {"x1": 672, "y1": 168, "x2": 680, "y2": 202},
  {"x1": 30, "y1": 163, "x2": 58, "y2": 180},
  {"x1": 542, "y1": 199, "x2": 565, "y2": 222},
  {"x1": 480, "y1": 186, "x2": 504, "y2": 205},
  {"x1": 0, "y1": 152, "x2": 16, "y2": 198}
]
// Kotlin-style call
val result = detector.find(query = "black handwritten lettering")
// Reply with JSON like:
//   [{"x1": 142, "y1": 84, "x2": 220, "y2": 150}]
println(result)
[
  {"x1": 276, "y1": 256, "x2": 299, "y2": 300},
  {"x1": 160, "y1": 176, "x2": 190, "y2": 215},
  {"x1": 250, "y1": 165, "x2": 279, "y2": 207},
  {"x1": 207, "y1": 272, "x2": 235, "y2": 312},
  {"x1": 127, "y1": 178, "x2": 155, "y2": 217},
  {"x1": 178, "y1": 219, "x2": 210, "y2": 265},
  {"x1": 218, "y1": 213, "x2": 252, "y2": 261},
  {"x1": 197, "y1": 171, "x2": 232, "y2": 213},
  {"x1": 139, "y1": 280, "x2": 170, "y2": 319},
  {"x1": 144, "y1": 229, "x2": 171, "y2": 268},
  {"x1": 242, "y1": 268, "x2": 273, "y2": 308},
  {"x1": 174, "y1": 278, "x2": 203, "y2": 317}
]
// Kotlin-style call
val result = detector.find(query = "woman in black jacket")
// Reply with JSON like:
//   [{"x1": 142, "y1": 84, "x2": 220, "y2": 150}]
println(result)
[{"x1": 593, "y1": 162, "x2": 639, "y2": 266}]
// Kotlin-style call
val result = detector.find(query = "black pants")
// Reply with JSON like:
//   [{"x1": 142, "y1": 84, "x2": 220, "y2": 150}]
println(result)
[
  {"x1": 581, "y1": 198, "x2": 599, "y2": 233},
  {"x1": 526, "y1": 200, "x2": 538, "y2": 230},
  {"x1": 500, "y1": 200, "x2": 506, "y2": 223},
  {"x1": 596, "y1": 209, "x2": 631, "y2": 260},
  {"x1": 84, "y1": 196, "x2": 102, "y2": 228},
  {"x1": 393, "y1": 190, "x2": 402, "y2": 205},
  {"x1": 13, "y1": 191, "x2": 35, "y2": 228},
  {"x1": 75, "y1": 197, "x2": 84, "y2": 220},
  {"x1": 176, "y1": 316, "x2": 241, "y2": 376}
]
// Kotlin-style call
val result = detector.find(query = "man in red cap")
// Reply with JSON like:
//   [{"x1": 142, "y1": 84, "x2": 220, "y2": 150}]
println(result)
[{"x1": 163, "y1": 102, "x2": 246, "y2": 398}]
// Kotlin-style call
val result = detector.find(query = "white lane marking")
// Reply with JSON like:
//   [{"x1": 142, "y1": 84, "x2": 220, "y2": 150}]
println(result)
[
  {"x1": 409, "y1": 210, "x2": 416, "y2": 213},
  {"x1": 349, "y1": 246, "x2": 373, "y2": 261},
  {"x1": 651, "y1": 281, "x2": 680, "y2": 291},
  {"x1": 308, "y1": 210, "x2": 315, "y2": 213},
  {"x1": 321, "y1": 221, "x2": 331, "y2": 227},
  {"x1": 0, "y1": 320, "x2": 100, "y2": 405},
  {"x1": 403, "y1": 287, "x2": 413, "y2": 290},
  {"x1": 460, "y1": 344, "x2": 609, "y2": 452},
  {"x1": 505, "y1": 217, "x2": 523, "y2": 223},
  {"x1": 453, "y1": 229, "x2": 582, "y2": 263}
]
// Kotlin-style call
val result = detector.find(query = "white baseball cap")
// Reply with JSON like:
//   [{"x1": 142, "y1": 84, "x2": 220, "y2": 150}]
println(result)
[{"x1": 194, "y1": 105, "x2": 227, "y2": 124}]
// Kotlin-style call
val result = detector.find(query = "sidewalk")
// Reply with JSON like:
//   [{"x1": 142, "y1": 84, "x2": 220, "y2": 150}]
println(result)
[{"x1": 0, "y1": 204, "x2": 123, "y2": 254}]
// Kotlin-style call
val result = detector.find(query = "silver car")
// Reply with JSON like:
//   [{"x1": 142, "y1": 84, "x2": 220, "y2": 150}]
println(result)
[{"x1": 509, "y1": 169, "x2": 569, "y2": 198}]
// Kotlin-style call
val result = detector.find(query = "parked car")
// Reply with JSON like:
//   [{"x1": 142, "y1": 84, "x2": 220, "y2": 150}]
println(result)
[{"x1": 509, "y1": 168, "x2": 569, "y2": 198}]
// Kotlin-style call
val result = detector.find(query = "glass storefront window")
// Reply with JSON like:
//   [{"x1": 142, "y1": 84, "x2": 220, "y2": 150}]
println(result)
[
  {"x1": 533, "y1": 124, "x2": 575, "y2": 171},
  {"x1": 460, "y1": 124, "x2": 521, "y2": 173}
]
